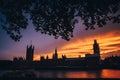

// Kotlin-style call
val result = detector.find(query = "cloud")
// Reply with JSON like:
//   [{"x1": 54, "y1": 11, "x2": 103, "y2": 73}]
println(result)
[
  {"x1": 61, "y1": 48, "x2": 80, "y2": 51},
  {"x1": 100, "y1": 48, "x2": 112, "y2": 51},
  {"x1": 107, "y1": 43, "x2": 120, "y2": 47}
]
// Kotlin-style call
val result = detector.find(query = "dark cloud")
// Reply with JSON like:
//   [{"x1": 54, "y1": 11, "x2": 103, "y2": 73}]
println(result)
[
  {"x1": 100, "y1": 48, "x2": 112, "y2": 51},
  {"x1": 78, "y1": 52, "x2": 88, "y2": 54},
  {"x1": 61, "y1": 48, "x2": 80, "y2": 51},
  {"x1": 66, "y1": 51, "x2": 88, "y2": 54},
  {"x1": 107, "y1": 43, "x2": 120, "y2": 47}
]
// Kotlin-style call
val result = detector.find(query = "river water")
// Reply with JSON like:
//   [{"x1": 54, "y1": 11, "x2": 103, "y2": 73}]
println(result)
[{"x1": 0, "y1": 69, "x2": 120, "y2": 78}]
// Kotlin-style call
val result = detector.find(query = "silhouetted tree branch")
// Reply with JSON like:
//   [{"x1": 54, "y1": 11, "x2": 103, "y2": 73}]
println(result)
[{"x1": 0, "y1": 0, "x2": 120, "y2": 41}]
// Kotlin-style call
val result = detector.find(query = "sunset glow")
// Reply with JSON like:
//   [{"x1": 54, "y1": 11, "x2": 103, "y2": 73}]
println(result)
[
  {"x1": 0, "y1": 18, "x2": 120, "y2": 61},
  {"x1": 34, "y1": 31, "x2": 120, "y2": 60}
]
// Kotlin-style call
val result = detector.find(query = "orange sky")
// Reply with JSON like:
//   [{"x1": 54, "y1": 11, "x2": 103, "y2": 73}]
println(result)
[{"x1": 34, "y1": 30, "x2": 120, "y2": 60}]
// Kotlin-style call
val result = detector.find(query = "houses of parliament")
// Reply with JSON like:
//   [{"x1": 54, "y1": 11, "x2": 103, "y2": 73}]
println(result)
[
  {"x1": 25, "y1": 40, "x2": 100, "y2": 60},
  {"x1": 1, "y1": 39, "x2": 120, "y2": 69},
  {"x1": 12, "y1": 40, "x2": 101, "y2": 67}
]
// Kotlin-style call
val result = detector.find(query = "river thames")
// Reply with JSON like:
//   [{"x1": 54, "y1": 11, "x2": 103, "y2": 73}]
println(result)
[{"x1": 0, "y1": 69, "x2": 120, "y2": 78}]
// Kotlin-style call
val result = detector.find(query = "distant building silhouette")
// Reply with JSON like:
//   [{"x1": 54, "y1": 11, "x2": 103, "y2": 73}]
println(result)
[
  {"x1": 85, "y1": 40, "x2": 100, "y2": 67},
  {"x1": 13, "y1": 57, "x2": 18, "y2": 61},
  {"x1": 62, "y1": 54, "x2": 66, "y2": 60},
  {"x1": 26, "y1": 44, "x2": 34, "y2": 62},
  {"x1": 93, "y1": 40, "x2": 100, "y2": 57},
  {"x1": 46, "y1": 55, "x2": 49, "y2": 60},
  {"x1": 102, "y1": 55, "x2": 120, "y2": 68},
  {"x1": 13, "y1": 57, "x2": 25, "y2": 62},
  {"x1": 52, "y1": 48, "x2": 58, "y2": 60},
  {"x1": 4, "y1": 39, "x2": 120, "y2": 70},
  {"x1": 40, "y1": 56, "x2": 45, "y2": 61},
  {"x1": 85, "y1": 40, "x2": 100, "y2": 58}
]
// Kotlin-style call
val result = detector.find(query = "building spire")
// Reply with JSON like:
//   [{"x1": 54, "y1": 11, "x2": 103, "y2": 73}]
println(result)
[
  {"x1": 55, "y1": 47, "x2": 57, "y2": 54},
  {"x1": 94, "y1": 39, "x2": 97, "y2": 44},
  {"x1": 53, "y1": 47, "x2": 58, "y2": 60},
  {"x1": 93, "y1": 39, "x2": 100, "y2": 56},
  {"x1": 26, "y1": 42, "x2": 34, "y2": 62}
]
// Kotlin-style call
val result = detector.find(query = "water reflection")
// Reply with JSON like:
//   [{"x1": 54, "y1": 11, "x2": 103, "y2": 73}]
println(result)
[
  {"x1": 0, "y1": 69, "x2": 120, "y2": 78},
  {"x1": 101, "y1": 69, "x2": 120, "y2": 78},
  {"x1": 34, "y1": 69, "x2": 120, "y2": 78}
]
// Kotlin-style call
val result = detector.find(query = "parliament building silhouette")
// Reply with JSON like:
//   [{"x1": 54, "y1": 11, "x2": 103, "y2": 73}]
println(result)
[
  {"x1": 19, "y1": 39, "x2": 101, "y2": 68},
  {"x1": 1, "y1": 39, "x2": 120, "y2": 70}
]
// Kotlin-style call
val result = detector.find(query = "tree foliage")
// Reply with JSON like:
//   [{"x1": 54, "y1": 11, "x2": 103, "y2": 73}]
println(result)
[{"x1": 0, "y1": 0, "x2": 120, "y2": 41}]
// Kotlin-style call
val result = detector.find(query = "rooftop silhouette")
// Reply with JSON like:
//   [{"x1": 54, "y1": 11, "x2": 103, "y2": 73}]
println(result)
[{"x1": 0, "y1": 40, "x2": 120, "y2": 70}]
